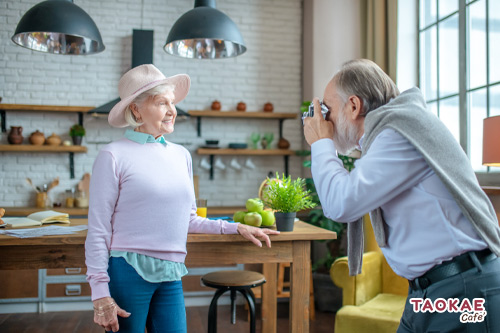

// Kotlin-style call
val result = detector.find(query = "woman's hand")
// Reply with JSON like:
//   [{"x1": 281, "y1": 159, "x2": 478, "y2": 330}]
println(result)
[
  {"x1": 237, "y1": 223, "x2": 280, "y2": 247},
  {"x1": 93, "y1": 296, "x2": 130, "y2": 332}
]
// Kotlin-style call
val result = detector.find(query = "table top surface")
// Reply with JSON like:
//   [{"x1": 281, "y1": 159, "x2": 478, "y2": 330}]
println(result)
[
  {"x1": 1, "y1": 206, "x2": 248, "y2": 217},
  {"x1": 0, "y1": 219, "x2": 336, "y2": 246}
]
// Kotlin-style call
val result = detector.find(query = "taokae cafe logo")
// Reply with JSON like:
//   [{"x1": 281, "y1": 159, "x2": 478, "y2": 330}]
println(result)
[{"x1": 410, "y1": 298, "x2": 487, "y2": 323}]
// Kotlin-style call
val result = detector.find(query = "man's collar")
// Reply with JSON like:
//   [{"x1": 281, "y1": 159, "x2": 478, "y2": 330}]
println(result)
[
  {"x1": 125, "y1": 129, "x2": 168, "y2": 146},
  {"x1": 358, "y1": 133, "x2": 365, "y2": 150}
]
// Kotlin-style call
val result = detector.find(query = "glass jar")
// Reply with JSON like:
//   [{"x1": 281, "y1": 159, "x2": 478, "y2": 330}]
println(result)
[
  {"x1": 75, "y1": 190, "x2": 88, "y2": 208},
  {"x1": 65, "y1": 189, "x2": 75, "y2": 208}
]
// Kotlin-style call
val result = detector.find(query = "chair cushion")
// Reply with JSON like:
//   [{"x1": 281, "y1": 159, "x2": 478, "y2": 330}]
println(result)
[{"x1": 335, "y1": 293, "x2": 406, "y2": 333}]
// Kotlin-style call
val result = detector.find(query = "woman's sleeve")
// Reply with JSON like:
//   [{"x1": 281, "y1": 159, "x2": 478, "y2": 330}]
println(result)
[
  {"x1": 85, "y1": 150, "x2": 120, "y2": 301},
  {"x1": 184, "y1": 149, "x2": 239, "y2": 235}
]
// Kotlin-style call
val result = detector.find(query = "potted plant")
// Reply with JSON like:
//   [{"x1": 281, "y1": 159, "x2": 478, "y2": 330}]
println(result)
[
  {"x1": 69, "y1": 124, "x2": 85, "y2": 145},
  {"x1": 297, "y1": 148, "x2": 358, "y2": 312},
  {"x1": 262, "y1": 172, "x2": 316, "y2": 231}
]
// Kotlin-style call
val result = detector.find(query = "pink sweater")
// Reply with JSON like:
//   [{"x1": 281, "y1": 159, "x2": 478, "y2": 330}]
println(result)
[{"x1": 85, "y1": 138, "x2": 239, "y2": 300}]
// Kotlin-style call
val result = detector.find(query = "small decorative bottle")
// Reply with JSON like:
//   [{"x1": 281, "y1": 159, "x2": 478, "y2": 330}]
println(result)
[{"x1": 65, "y1": 189, "x2": 75, "y2": 208}]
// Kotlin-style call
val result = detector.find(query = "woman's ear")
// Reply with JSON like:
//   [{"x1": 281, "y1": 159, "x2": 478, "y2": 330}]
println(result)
[
  {"x1": 349, "y1": 96, "x2": 364, "y2": 120},
  {"x1": 130, "y1": 103, "x2": 140, "y2": 119}
]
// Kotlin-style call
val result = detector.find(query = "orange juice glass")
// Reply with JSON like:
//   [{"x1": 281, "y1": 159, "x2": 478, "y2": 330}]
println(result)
[{"x1": 196, "y1": 199, "x2": 207, "y2": 217}]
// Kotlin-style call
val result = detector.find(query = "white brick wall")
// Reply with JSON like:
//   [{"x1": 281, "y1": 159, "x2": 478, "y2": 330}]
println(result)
[{"x1": 0, "y1": 0, "x2": 304, "y2": 207}]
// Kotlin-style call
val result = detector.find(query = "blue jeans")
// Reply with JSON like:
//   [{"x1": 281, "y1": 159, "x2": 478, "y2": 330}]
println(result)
[{"x1": 106, "y1": 256, "x2": 187, "y2": 333}]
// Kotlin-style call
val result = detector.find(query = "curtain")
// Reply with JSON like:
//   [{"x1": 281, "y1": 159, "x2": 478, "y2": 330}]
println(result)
[{"x1": 360, "y1": 0, "x2": 398, "y2": 83}]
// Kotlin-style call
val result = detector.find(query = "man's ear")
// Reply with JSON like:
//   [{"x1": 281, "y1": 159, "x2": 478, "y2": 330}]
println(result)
[{"x1": 348, "y1": 95, "x2": 363, "y2": 120}]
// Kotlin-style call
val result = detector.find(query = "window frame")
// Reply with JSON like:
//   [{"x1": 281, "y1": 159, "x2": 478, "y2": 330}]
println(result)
[{"x1": 418, "y1": 0, "x2": 500, "y2": 185}]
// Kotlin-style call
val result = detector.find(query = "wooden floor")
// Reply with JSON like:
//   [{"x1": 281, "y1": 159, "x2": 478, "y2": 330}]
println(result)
[{"x1": 0, "y1": 302, "x2": 335, "y2": 332}]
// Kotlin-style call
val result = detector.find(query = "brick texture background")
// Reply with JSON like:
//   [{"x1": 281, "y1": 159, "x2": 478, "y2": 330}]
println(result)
[{"x1": 0, "y1": 0, "x2": 305, "y2": 207}]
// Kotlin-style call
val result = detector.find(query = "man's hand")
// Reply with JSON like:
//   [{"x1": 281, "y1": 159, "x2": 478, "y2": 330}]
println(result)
[
  {"x1": 93, "y1": 297, "x2": 130, "y2": 332},
  {"x1": 303, "y1": 97, "x2": 334, "y2": 146},
  {"x1": 237, "y1": 223, "x2": 280, "y2": 247}
]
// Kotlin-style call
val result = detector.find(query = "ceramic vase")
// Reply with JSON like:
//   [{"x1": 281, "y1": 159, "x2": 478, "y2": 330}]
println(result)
[
  {"x1": 46, "y1": 133, "x2": 62, "y2": 146},
  {"x1": 7, "y1": 126, "x2": 23, "y2": 145},
  {"x1": 29, "y1": 130, "x2": 45, "y2": 145}
]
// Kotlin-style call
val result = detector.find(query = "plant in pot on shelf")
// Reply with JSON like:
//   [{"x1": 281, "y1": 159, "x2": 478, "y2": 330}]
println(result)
[
  {"x1": 262, "y1": 172, "x2": 316, "y2": 231},
  {"x1": 69, "y1": 124, "x2": 85, "y2": 145}
]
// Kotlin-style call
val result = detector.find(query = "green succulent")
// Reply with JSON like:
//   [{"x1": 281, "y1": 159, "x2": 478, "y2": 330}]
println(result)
[{"x1": 69, "y1": 124, "x2": 86, "y2": 137}]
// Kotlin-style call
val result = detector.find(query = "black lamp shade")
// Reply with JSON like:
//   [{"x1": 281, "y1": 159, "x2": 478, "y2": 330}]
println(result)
[
  {"x1": 164, "y1": 0, "x2": 246, "y2": 59},
  {"x1": 11, "y1": 0, "x2": 105, "y2": 55}
]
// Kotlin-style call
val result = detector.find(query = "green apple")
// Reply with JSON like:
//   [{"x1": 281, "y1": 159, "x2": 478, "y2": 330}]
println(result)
[
  {"x1": 246, "y1": 198, "x2": 264, "y2": 213},
  {"x1": 243, "y1": 212, "x2": 262, "y2": 227},
  {"x1": 233, "y1": 211, "x2": 247, "y2": 223},
  {"x1": 260, "y1": 210, "x2": 275, "y2": 226}
]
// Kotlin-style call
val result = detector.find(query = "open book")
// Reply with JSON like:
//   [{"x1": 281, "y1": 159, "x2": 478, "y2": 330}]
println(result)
[{"x1": 3, "y1": 210, "x2": 70, "y2": 228}]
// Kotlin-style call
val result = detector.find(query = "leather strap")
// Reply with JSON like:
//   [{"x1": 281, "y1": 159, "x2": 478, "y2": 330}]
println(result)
[{"x1": 409, "y1": 248, "x2": 496, "y2": 291}]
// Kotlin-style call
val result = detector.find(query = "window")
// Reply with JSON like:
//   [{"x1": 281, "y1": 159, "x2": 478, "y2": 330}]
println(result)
[{"x1": 419, "y1": 0, "x2": 500, "y2": 174}]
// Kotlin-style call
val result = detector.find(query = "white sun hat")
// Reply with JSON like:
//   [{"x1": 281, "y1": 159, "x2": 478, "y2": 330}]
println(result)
[{"x1": 108, "y1": 64, "x2": 190, "y2": 128}]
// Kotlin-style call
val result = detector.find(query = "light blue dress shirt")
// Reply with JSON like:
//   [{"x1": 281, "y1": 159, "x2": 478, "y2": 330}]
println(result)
[
  {"x1": 311, "y1": 128, "x2": 487, "y2": 280},
  {"x1": 109, "y1": 129, "x2": 188, "y2": 283}
]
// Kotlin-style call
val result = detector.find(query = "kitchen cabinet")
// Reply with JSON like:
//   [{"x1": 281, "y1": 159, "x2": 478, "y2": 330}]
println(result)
[
  {"x1": 0, "y1": 104, "x2": 95, "y2": 179},
  {"x1": 188, "y1": 110, "x2": 298, "y2": 179},
  {"x1": 0, "y1": 268, "x2": 91, "y2": 313}
]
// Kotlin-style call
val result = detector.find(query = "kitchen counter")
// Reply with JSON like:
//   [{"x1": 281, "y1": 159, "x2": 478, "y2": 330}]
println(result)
[
  {"x1": 0, "y1": 219, "x2": 336, "y2": 332},
  {"x1": 2, "y1": 206, "x2": 246, "y2": 217}
]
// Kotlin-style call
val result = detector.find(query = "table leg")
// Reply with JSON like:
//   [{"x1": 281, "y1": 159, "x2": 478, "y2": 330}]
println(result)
[
  {"x1": 262, "y1": 263, "x2": 277, "y2": 333},
  {"x1": 290, "y1": 241, "x2": 310, "y2": 333}
]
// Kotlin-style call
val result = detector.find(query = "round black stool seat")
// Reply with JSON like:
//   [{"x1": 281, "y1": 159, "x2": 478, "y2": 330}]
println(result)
[{"x1": 201, "y1": 270, "x2": 266, "y2": 333}]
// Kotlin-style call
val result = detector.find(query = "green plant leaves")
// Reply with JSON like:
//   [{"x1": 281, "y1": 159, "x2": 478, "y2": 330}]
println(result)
[{"x1": 262, "y1": 172, "x2": 317, "y2": 213}]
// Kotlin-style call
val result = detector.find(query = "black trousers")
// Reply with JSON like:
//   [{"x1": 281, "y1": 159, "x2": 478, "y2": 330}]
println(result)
[{"x1": 397, "y1": 253, "x2": 500, "y2": 333}]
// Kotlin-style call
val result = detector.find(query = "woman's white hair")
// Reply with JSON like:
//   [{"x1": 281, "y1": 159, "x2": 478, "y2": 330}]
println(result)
[
  {"x1": 124, "y1": 84, "x2": 175, "y2": 128},
  {"x1": 334, "y1": 59, "x2": 400, "y2": 116}
]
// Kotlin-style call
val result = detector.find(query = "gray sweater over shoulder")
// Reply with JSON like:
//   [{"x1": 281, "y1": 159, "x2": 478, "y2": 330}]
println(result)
[{"x1": 347, "y1": 87, "x2": 500, "y2": 276}]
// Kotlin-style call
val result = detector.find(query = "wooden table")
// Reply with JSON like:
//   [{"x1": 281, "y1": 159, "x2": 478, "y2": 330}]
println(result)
[
  {"x1": 0, "y1": 219, "x2": 336, "y2": 333},
  {"x1": 1, "y1": 206, "x2": 247, "y2": 217}
]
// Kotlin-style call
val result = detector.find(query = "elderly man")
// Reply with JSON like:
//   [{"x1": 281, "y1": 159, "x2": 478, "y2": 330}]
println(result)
[{"x1": 303, "y1": 59, "x2": 500, "y2": 332}]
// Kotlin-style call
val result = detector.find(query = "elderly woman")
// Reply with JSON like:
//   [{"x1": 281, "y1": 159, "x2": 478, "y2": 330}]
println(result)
[{"x1": 85, "y1": 64, "x2": 279, "y2": 333}]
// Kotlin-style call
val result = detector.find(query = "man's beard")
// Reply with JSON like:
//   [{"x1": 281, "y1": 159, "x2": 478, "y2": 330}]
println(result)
[{"x1": 332, "y1": 109, "x2": 359, "y2": 155}]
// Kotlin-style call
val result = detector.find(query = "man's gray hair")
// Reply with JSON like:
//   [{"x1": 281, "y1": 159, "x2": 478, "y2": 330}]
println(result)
[
  {"x1": 334, "y1": 59, "x2": 400, "y2": 116},
  {"x1": 124, "y1": 84, "x2": 175, "y2": 128}
]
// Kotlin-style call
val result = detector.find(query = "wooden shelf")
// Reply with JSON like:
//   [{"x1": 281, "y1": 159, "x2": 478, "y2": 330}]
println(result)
[
  {"x1": 197, "y1": 148, "x2": 295, "y2": 156},
  {"x1": 197, "y1": 148, "x2": 295, "y2": 180},
  {"x1": 188, "y1": 110, "x2": 297, "y2": 137},
  {"x1": 0, "y1": 145, "x2": 86, "y2": 179},
  {"x1": 0, "y1": 145, "x2": 87, "y2": 153},
  {"x1": 188, "y1": 110, "x2": 297, "y2": 119},
  {"x1": 189, "y1": 110, "x2": 298, "y2": 179},
  {"x1": 0, "y1": 104, "x2": 94, "y2": 112},
  {"x1": 0, "y1": 103, "x2": 95, "y2": 133},
  {"x1": 0, "y1": 104, "x2": 94, "y2": 180}
]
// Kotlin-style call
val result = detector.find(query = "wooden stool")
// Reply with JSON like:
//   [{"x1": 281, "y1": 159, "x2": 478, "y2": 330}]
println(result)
[
  {"x1": 248, "y1": 263, "x2": 315, "y2": 320},
  {"x1": 201, "y1": 270, "x2": 266, "y2": 333}
]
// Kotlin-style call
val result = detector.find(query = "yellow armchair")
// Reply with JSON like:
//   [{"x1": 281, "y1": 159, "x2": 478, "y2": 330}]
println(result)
[{"x1": 330, "y1": 216, "x2": 408, "y2": 333}]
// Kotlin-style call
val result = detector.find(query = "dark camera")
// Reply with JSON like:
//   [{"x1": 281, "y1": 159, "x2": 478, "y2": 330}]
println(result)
[{"x1": 302, "y1": 102, "x2": 328, "y2": 125}]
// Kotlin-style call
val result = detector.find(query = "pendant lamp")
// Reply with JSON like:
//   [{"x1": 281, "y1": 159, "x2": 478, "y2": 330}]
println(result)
[
  {"x1": 11, "y1": 0, "x2": 105, "y2": 55},
  {"x1": 164, "y1": 0, "x2": 246, "y2": 59}
]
